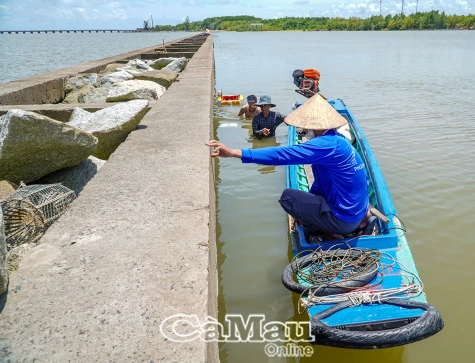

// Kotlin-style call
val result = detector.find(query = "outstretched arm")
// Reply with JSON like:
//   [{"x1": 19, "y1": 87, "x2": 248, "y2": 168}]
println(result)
[
  {"x1": 206, "y1": 140, "x2": 242, "y2": 159},
  {"x1": 237, "y1": 106, "x2": 245, "y2": 117}
]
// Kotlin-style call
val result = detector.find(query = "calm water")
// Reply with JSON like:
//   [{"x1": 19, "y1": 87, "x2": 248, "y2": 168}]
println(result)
[
  {"x1": 0, "y1": 32, "x2": 197, "y2": 84},
  {"x1": 213, "y1": 31, "x2": 475, "y2": 363}
]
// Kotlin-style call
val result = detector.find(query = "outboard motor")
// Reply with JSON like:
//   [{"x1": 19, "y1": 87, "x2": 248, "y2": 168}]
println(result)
[{"x1": 292, "y1": 68, "x2": 320, "y2": 97}]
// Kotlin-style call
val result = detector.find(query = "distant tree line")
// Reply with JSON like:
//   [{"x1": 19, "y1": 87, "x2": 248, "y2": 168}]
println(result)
[{"x1": 154, "y1": 12, "x2": 474, "y2": 31}]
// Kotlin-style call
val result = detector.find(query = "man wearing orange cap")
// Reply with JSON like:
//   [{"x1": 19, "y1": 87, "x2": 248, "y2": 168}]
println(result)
[{"x1": 206, "y1": 94, "x2": 371, "y2": 236}]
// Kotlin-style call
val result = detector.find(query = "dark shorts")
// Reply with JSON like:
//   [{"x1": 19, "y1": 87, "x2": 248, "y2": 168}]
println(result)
[{"x1": 278, "y1": 188, "x2": 361, "y2": 235}]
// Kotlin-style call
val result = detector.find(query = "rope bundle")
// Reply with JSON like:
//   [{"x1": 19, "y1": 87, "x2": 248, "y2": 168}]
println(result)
[
  {"x1": 293, "y1": 246, "x2": 381, "y2": 287},
  {"x1": 294, "y1": 243, "x2": 424, "y2": 314}
]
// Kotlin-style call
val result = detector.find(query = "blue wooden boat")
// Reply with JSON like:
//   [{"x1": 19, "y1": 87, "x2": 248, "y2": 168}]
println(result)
[{"x1": 284, "y1": 98, "x2": 444, "y2": 349}]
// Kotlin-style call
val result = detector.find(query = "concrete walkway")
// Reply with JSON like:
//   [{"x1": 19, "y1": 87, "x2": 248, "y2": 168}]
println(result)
[{"x1": 0, "y1": 36, "x2": 218, "y2": 362}]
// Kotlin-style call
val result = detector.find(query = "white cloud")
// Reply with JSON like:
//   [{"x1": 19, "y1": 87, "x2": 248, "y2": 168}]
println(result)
[
  {"x1": 54, "y1": 8, "x2": 75, "y2": 19},
  {"x1": 106, "y1": 2, "x2": 122, "y2": 8},
  {"x1": 293, "y1": 0, "x2": 310, "y2": 5},
  {"x1": 0, "y1": 0, "x2": 473, "y2": 30},
  {"x1": 456, "y1": 0, "x2": 472, "y2": 12}
]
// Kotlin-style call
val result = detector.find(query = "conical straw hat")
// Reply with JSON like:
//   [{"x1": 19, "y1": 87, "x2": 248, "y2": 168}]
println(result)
[{"x1": 285, "y1": 94, "x2": 348, "y2": 130}]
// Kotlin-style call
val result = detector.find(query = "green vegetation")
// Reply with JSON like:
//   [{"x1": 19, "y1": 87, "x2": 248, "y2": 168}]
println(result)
[{"x1": 154, "y1": 12, "x2": 474, "y2": 31}]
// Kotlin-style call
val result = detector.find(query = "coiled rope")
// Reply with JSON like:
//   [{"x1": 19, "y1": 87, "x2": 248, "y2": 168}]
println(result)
[{"x1": 294, "y1": 242, "x2": 424, "y2": 314}]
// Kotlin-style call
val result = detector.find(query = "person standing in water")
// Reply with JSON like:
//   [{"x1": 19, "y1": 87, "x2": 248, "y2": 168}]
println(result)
[
  {"x1": 251, "y1": 95, "x2": 286, "y2": 139},
  {"x1": 238, "y1": 94, "x2": 261, "y2": 119}
]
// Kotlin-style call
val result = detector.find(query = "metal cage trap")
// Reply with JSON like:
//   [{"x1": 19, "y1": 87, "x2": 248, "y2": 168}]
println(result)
[{"x1": 0, "y1": 183, "x2": 76, "y2": 249}]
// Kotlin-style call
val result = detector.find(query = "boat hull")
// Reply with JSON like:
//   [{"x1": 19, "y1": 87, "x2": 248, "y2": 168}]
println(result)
[{"x1": 285, "y1": 98, "x2": 443, "y2": 348}]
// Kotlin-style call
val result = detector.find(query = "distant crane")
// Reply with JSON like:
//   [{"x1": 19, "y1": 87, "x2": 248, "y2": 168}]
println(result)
[
  {"x1": 401, "y1": 0, "x2": 404, "y2": 15},
  {"x1": 416, "y1": 0, "x2": 419, "y2": 14},
  {"x1": 380, "y1": 0, "x2": 382, "y2": 16}
]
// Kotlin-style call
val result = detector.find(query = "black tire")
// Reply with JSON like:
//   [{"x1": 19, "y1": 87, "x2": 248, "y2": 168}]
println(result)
[
  {"x1": 281, "y1": 250, "x2": 379, "y2": 295},
  {"x1": 309, "y1": 299, "x2": 444, "y2": 349}
]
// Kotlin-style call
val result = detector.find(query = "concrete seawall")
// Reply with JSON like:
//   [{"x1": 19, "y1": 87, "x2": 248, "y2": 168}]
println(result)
[
  {"x1": 0, "y1": 35, "x2": 219, "y2": 362},
  {"x1": 0, "y1": 34, "x2": 205, "y2": 106}
]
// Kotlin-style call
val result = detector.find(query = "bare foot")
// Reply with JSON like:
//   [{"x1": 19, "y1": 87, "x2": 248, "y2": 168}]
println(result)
[
  {"x1": 291, "y1": 217, "x2": 298, "y2": 231},
  {"x1": 355, "y1": 211, "x2": 372, "y2": 236}
]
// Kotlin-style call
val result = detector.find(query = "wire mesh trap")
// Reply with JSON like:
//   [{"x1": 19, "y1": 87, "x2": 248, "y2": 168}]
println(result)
[{"x1": 0, "y1": 183, "x2": 76, "y2": 249}]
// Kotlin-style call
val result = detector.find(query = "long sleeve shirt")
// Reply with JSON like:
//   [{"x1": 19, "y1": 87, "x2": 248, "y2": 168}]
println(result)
[
  {"x1": 251, "y1": 111, "x2": 286, "y2": 138},
  {"x1": 241, "y1": 129, "x2": 368, "y2": 223}
]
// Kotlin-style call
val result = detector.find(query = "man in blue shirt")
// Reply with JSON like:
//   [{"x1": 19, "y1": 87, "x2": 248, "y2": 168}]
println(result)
[
  {"x1": 206, "y1": 94, "x2": 370, "y2": 236},
  {"x1": 252, "y1": 95, "x2": 286, "y2": 139}
]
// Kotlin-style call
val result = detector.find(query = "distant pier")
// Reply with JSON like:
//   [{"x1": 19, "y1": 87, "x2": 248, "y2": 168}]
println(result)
[{"x1": 0, "y1": 29, "x2": 137, "y2": 34}]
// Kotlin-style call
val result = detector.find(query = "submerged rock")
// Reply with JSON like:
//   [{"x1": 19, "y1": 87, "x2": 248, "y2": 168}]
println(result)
[
  {"x1": 106, "y1": 80, "x2": 165, "y2": 102},
  {"x1": 68, "y1": 100, "x2": 149, "y2": 159},
  {"x1": 1, "y1": 207, "x2": 7, "y2": 295},
  {"x1": 36, "y1": 156, "x2": 107, "y2": 196},
  {"x1": 163, "y1": 57, "x2": 188, "y2": 73},
  {"x1": 64, "y1": 73, "x2": 98, "y2": 93},
  {"x1": 0, "y1": 110, "x2": 98, "y2": 183},
  {"x1": 133, "y1": 70, "x2": 178, "y2": 89}
]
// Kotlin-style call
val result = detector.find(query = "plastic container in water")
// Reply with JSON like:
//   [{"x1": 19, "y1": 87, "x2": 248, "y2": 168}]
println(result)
[{"x1": 217, "y1": 90, "x2": 243, "y2": 105}]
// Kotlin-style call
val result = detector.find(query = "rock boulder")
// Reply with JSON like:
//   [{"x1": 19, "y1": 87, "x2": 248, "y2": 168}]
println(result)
[
  {"x1": 36, "y1": 156, "x2": 106, "y2": 196},
  {"x1": 101, "y1": 63, "x2": 125, "y2": 74},
  {"x1": 0, "y1": 110, "x2": 98, "y2": 183},
  {"x1": 98, "y1": 69, "x2": 134, "y2": 88},
  {"x1": 163, "y1": 57, "x2": 188, "y2": 73},
  {"x1": 78, "y1": 87, "x2": 109, "y2": 104},
  {"x1": 63, "y1": 85, "x2": 108, "y2": 104},
  {"x1": 133, "y1": 70, "x2": 178, "y2": 89},
  {"x1": 64, "y1": 73, "x2": 98, "y2": 93},
  {"x1": 123, "y1": 59, "x2": 154, "y2": 73},
  {"x1": 106, "y1": 80, "x2": 165, "y2": 102},
  {"x1": 147, "y1": 57, "x2": 177, "y2": 70},
  {"x1": 69, "y1": 107, "x2": 92, "y2": 123},
  {"x1": 62, "y1": 85, "x2": 94, "y2": 104},
  {"x1": 68, "y1": 100, "x2": 149, "y2": 159}
]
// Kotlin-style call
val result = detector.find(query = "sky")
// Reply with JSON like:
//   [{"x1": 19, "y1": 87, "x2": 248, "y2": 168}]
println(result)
[{"x1": 0, "y1": 0, "x2": 473, "y2": 30}]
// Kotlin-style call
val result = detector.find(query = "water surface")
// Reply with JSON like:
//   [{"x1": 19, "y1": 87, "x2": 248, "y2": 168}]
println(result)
[
  {"x1": 0, "y1": 32, "x2": 197, "y2": 84},
  {"x1": 213, "y1": 30, "x2": 475, "y2": 363}
]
